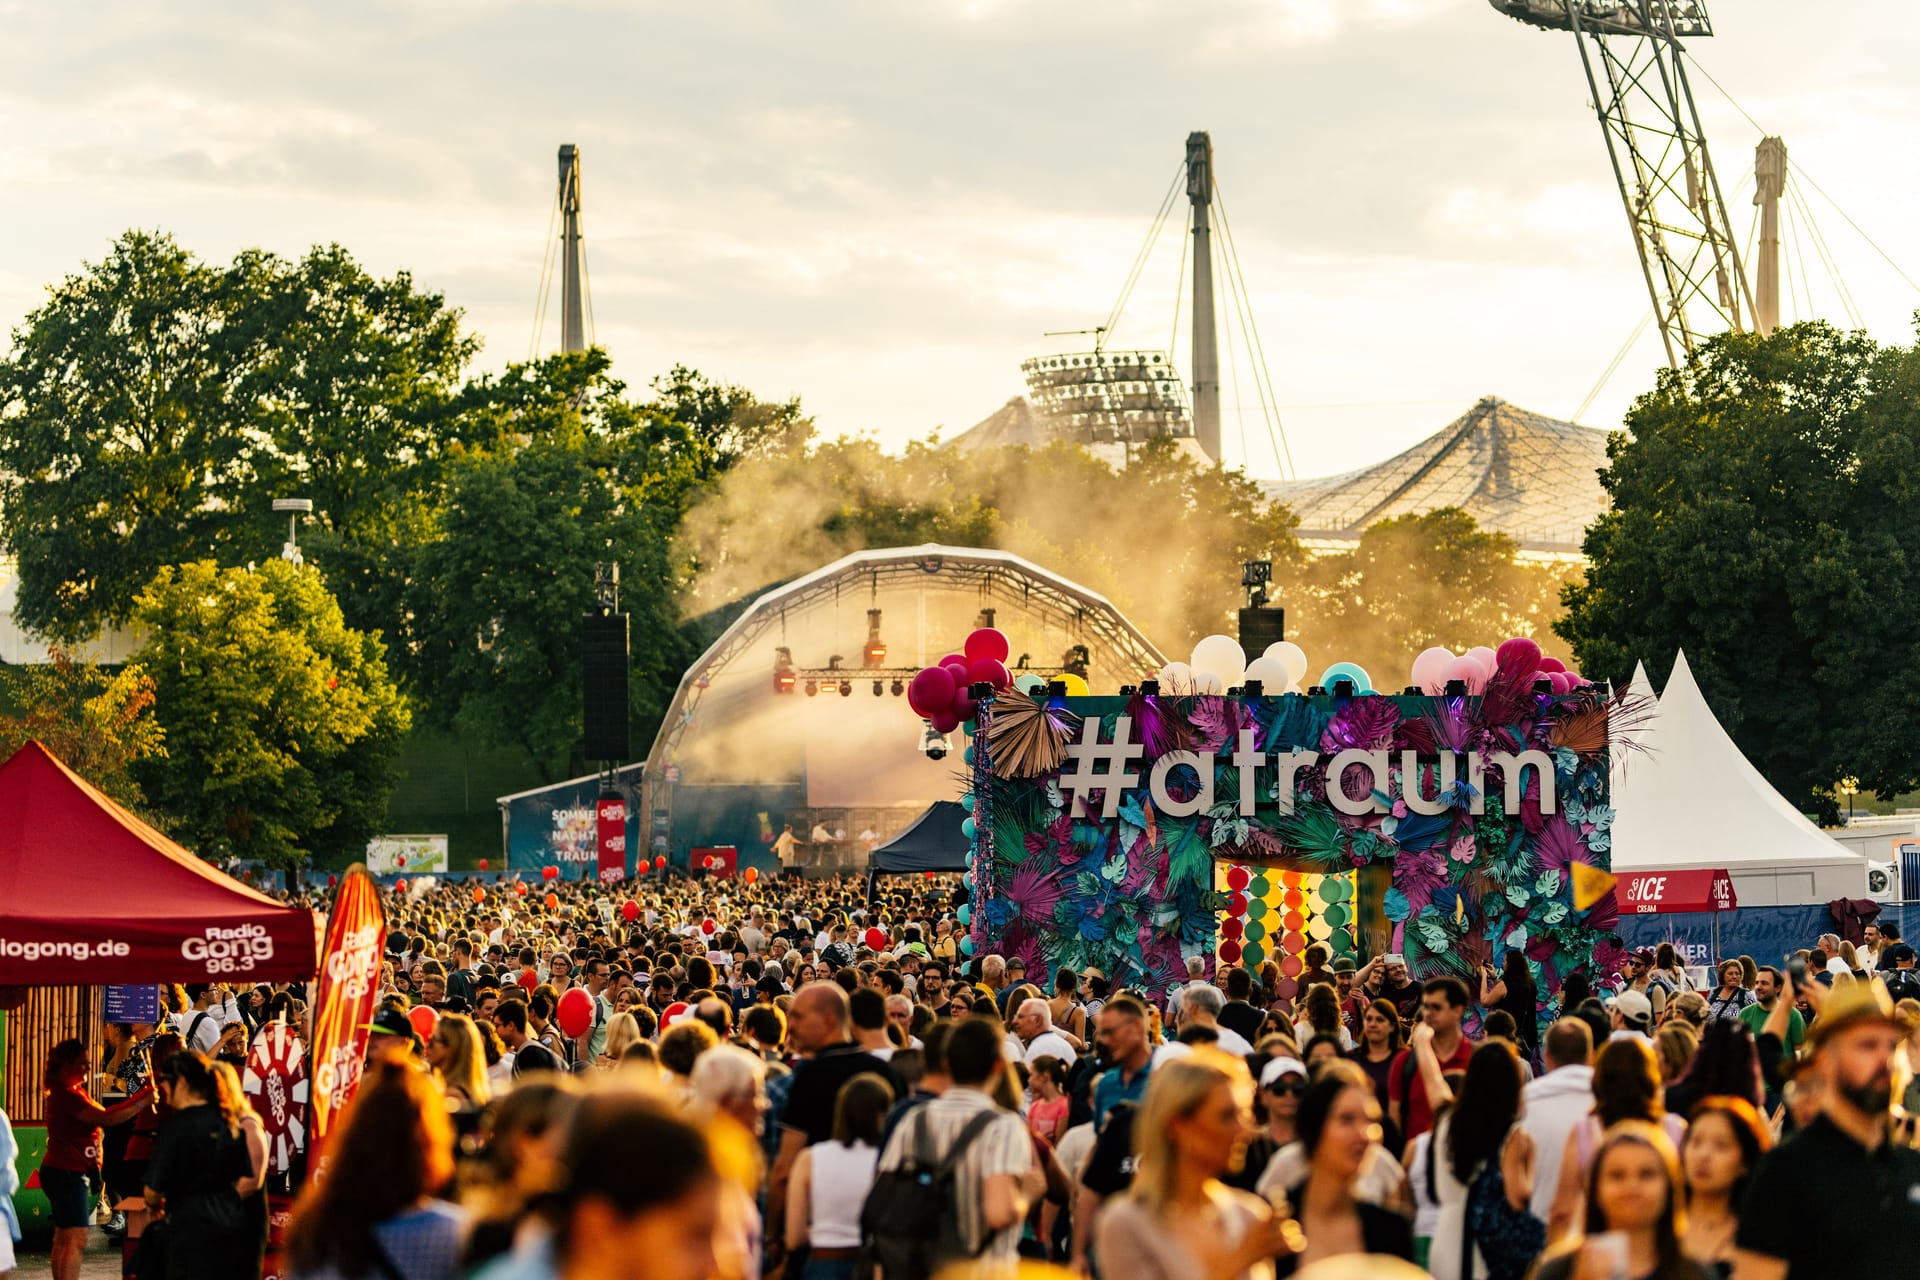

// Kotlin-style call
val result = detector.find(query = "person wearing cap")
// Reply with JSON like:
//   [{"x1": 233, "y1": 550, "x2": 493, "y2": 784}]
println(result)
[
  {"x1": 995, "y1": 955, "x2": 1028, "y2": 1017},
  {"x1": 1732, "y1": 976, "x2": 1920, "y2": 1278},
  {"x1": 1877, "y1": 943, "x2": 1920, "y2": 1004},
  {"x1": 1228, "y1": 1055, "x2": 1306, "y2": 1192},
  {"x1": 1329, "y1": 956, "x2": 1365, "y2": 1038},
  {"x1": 1609, "y1": 987, "x2": 1655, "y2": 1042},
  {"x1": 365, "y1": 1007, "x2": 421, "y2": 1062}
]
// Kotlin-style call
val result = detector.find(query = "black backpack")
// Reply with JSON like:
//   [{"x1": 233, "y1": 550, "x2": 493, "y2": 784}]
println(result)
[{"x1": 859, "y1": 1107, "x2": 1002, "y2": 1280}]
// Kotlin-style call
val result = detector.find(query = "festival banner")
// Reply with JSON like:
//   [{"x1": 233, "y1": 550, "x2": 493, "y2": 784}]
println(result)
[
  {"x1": 306, "y1": 865, "x2": 385, "y2": 1178},
  {"x1": 596, "y1": 791, "x2": 628, "y2": 884}
]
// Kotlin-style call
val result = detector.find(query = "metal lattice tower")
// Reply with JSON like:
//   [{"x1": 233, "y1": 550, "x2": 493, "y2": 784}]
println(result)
[{"x1": 1492, "y1": 0, "x2": 1753, "y2": 367}]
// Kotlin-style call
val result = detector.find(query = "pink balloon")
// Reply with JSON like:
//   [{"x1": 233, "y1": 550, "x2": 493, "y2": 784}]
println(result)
[
  {"x1": 1537, "y1": 656, "x2": 1567, "y2": 674},
  {"x1": 909, "y1": 665, "x2": 956, "y2": 717},
  {"x1": 967, "y1": 656, "x2": 1010, "y2": 690},
  {"x1": 1410, "y1": 647, "x2": 1455, "y2": 694},
  {"x1": 1496, "y1": 637, "x2": 1542, "y2": 673},
  {"x1": 1547, "y1": 671, "x2": 1573, "y2": 694},
  {"x1": 1443, "y1": 656, "x2": 1488, "y2": 694},
  {"x1": 938, "y1": 653, "x2": 967, "y2": 669},
  {"x1": 930, "y1": 712, "x2": 961, "y2": 734},
  {"x1": 1466, "y1": 646, "x2": 1498, "y2": 677},
  {"x1": 948, "y1": 684, "x2": 977, "y2": 722},
  {"x1": 964, "y1": 628, "x2": 1011, "y2": 663}
]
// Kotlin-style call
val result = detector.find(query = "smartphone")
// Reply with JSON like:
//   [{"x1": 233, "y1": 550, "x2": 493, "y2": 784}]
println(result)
[
  {"x1": 1586, "y1": 1231, "x2": 1630, "y2": 1280},
  {"x1": 1787, "y1": 955, "x2": 1809, "y2": 990}
]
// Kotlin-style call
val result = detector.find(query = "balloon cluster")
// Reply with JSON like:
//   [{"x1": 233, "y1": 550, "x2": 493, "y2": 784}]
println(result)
[
  {"x1": 1155, "y1": 635, "x2": 1311, "y2": 695},
  {"x1": 1409, "y1": 637, "x2": 1590, "y2": 696},
  {"x1": 906, "y1": 628, "x2": 1014, "y2": 733}
]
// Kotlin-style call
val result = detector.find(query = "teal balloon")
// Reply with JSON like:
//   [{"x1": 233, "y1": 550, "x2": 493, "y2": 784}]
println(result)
[
  {"x1": 961, "y1": 816, "x2": 978, "y2": 841},
  {"x1": 960, "y1": 935, "x2": 975, "y2": 955},
  {"x1": 964, "y1": 746, "x2": 976, "y2": 766},
  {"x1": 1014, "y1": 673, "x2": 1047, "y2": 694},
  {"x1": 957, "y1": 903, "x2": 971, "y2": 926},
  {"x1": 1318, "y1": 661, "x2": 1374, "y2": 694},
  {"x1": 962, "y1": 719, "x2": 977, "y2": 738}
]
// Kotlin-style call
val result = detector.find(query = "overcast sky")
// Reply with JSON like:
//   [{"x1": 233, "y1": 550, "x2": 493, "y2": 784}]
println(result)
[{"x1": 4, "y1": 0, "x2": 1917, "y2": 481}]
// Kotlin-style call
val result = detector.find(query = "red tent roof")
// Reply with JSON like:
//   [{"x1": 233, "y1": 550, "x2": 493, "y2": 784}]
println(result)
[{"x1": 0, "y1": 741, "x2": 318, "y2": 983}]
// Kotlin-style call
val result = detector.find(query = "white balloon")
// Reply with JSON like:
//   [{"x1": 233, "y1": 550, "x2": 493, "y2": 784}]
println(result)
[
  {"x1": 1157, "y1": 661, "x2": 1194, "y2": 693},
  {"x1": 1189, "y1": 634, "x2": 1247, "y2": 686},
  {"x1": 1264, "y1": 641, "x2": 1310, "y2": 684},
  {"x1": 1243, "y1": 655, "x2": 1292, "y2": 691},
  {"x1": 1192, "y1": 670, "x2": 1225, "y2": 695}
]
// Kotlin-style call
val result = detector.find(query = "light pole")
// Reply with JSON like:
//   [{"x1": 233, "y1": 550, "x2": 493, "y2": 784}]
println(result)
[{"x1": 272, "y1": 498, "x2": 312, "y2": 565}]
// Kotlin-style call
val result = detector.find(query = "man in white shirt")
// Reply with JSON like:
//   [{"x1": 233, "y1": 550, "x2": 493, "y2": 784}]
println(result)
[
  {"x1": 1014, "y1": 998, "x2": 1079, "y2": 1065},
  {"x1": 1176, "y1": 982, "x2": 1253, "y2": 1056},
  {"x1": 1519, "y1": 1018, "x2": 1596, "y2": 1223},
  {"x1": 173, "y1": 984, "x2": 242, "y2": 1054}
]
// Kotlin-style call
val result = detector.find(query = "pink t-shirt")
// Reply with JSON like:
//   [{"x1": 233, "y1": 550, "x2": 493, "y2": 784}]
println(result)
[{"x1": 1027, "y1": 1095, "x2": 1069, "y2": 1141}]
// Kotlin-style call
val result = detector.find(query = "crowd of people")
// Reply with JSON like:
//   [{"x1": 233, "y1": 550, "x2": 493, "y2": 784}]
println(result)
[{"x1": 8, "y1": 870, "x2": 1920, "y2": 1280}]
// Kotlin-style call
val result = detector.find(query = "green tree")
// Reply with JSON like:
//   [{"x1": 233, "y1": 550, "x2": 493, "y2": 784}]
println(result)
[
  {"x1": 1558, "y1": 321, "x2": 1920, "y2": 819},
  {"x1": 408, "y1": 351, "x2": 704, "y2": 779},
  {"x1": 130, "y1": 559, "x2": 411, "y2": 866},
  {"x1": 1286, "y1": 508, "x2": 1578, "y2": 688},
  {"x1": 647, "y1": 363, "x2": 812, "y2": 475},
  {"x1": 0, "y1": 649, "x2": 166, "y2": 811}
]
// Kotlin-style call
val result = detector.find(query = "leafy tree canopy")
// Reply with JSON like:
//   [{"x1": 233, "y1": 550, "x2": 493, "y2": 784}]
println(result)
[
  {"x1": 1558, "y1": 320, "x2": 1920, "y2": 819},
  {"x1": 0, "y1": 649, "x2": 166, "y2": 813},
  {"x1": 130, "y1": 559, "x2": 411, "y2": 867}
]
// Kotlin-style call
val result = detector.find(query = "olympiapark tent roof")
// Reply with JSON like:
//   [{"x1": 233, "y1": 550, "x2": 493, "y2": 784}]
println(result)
[
  {"x1": 0, "y1": 740, "x2": 319, "y2": 984},
  {"x1": 1262, "y1": 398, "x2": 1612, "y2": 556},
  {"x1": 1609, "y1": 652, "x2": 1866, "y2": 906},
  {"x1": 870, "y1": 801, "x2": 972, "y2": 873}
]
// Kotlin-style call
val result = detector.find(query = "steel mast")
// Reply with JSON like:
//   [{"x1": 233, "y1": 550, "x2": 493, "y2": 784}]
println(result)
[
  {"x1": 1186, "y1": 131, "x2": 1221, "y2": 462},
  {"x1": 558, "y1": 144, "x2": 586, "y2": 354},
  {"x1": 1491, "y1": 0, "x2": 1753, "y2": 367},
  {"x1": 1753, "y1": 136, "x2": 1787, "y2": 336}
]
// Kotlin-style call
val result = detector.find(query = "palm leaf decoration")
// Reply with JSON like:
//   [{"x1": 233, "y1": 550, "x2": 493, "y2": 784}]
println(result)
[
  {"x1": 1274, "y1": 804, "x2": 1354, "y2": 874},
  {"x1": 985, "y1": 692, "x2": 1082, "y2": 778}
]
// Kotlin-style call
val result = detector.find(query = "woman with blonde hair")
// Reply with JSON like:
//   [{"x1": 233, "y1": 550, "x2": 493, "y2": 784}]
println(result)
[
  {"x1": 601, "y1": 1011, "x2": 644, "y2": 1065},
  {"x1": 1094, "y1": 1050, "x2": 1296, "y2": 1279},
  {"x1": 1653, "y1": 1022, "x2": 1698, "y2": 1083},
  {"x1": 424, "y1": 1012, "x2": 490, "y2": 1110}
]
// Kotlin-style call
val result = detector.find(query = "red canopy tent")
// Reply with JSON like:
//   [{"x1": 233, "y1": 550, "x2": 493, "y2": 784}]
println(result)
[
  {"x1": 1616, "y1": 868, "x2": 1738, "y2": 915},
  {"x1": 0, "y1": 740, "x2": 318, "y2": 984}
]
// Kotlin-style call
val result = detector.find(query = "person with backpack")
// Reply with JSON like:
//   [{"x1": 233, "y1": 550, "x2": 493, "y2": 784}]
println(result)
[
  {"x1": 1427, "y1": 1041, "x2": 1541, "y2": 1280},
  {"x1": 863, "y1": 1016, "x2": 1041, "y2": 1277}
]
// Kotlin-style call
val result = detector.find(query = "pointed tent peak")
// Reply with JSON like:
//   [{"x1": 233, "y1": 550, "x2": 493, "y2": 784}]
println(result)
[{"x1": 1625, "y1": 660, "x2": 1656, "y2": 701}]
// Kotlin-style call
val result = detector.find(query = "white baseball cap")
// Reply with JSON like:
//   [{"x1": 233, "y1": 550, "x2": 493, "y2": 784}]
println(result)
[{"x1": 1259, "y1": 1056, "x2": 1309, "y2": 1089}]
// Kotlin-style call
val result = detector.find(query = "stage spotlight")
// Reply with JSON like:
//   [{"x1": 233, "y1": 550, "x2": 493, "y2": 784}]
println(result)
[
  {"x1": 872, "y1": 680, "x2": 884, "y2": 696},
  {"x1": 864, "y1": 609, "x2": 887, "y2": 667},
  {"x1": 773, "y1": 646, "x2": 797, "y2": 695},
  {"x1": 839, "y1": 680, "x2": 853, "y2": 697},
  {"x1": 920, "y1": 721, "x2": 950, "y2": 761},
  {"x1": 804, "y1": 681, "x2": 818, "y2": 697},
  {"x1": 890, "y1": 679, "x2": 905, "y2": 697}
]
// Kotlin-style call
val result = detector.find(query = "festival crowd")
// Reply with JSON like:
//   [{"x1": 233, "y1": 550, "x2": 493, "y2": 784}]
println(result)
[{"x1": 8, "y1": 872, "x2": 1920, "y2": 1280}]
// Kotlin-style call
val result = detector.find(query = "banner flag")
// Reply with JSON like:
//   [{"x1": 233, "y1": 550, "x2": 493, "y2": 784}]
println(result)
[
  {"x1": 306, "y1": 864, "x2": 385, "y2": 1178},
  {"x1": 596, "y1": 791, "x2": 627, "y2": 884}
]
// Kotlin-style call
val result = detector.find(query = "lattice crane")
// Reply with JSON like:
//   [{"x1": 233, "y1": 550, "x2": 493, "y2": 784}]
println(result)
[{"x1": 1491, "y1": 0, "x2": 1754, "y2": 367}]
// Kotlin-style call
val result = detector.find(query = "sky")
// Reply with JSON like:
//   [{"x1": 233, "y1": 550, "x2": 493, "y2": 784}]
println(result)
[{"x1": 4, "y1": 0, "x2": 1918, "y2": 482}]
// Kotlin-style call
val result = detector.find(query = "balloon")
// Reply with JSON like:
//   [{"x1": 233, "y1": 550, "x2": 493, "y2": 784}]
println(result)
[
  {"x1": 1057, "y1": 672, "x2": 1090, "y2": 697},
  {"x1": 1442, "y1": 655, "x2": 1488, "y2": 694},
  {"x1": 541, "y1": 865, "x2": 558, "y2": 881},
  {"x1": 478, "y1": 858, "x2": 489, "y2": 871},
  {"x1": 1014, "y1": 673, "x2": 1047, "y2": 695},
  {"x1": 1192, "y1": 671, "x2": 1225, "y2": 695},
  {"x1": 947, "y1": 685, "x2": 976, "y2": 723},
  {"x1": 964, "y1": 628, "x2": 1011, "y2": 663},
  {"x1": 1466, "y1": 646, "x2": 1499, "y2": 677},
  {"x1": 472, "y1": 887, "x2": 486, "y2": 904},
  {"x1": 923, "y1": 870, "x2": 936, "y2": 879},
  {"x1": 327, "y1": 874, "x2": 338, "y2": 889},
  {"x1": 1156, "y1": 661, "x2": 1194, "y2": 692},
  {"x1": 1221, "y1": 917, "x2": 1245, "y2": 941},
  {"x1": 514, "y1": 882, "x2": 529, "y2": 897},
  {"x1": 957, "y1": 903, "x2": 971, "y2": 926},
  {"x1": 930, "y1": 712, "x2": 960, "y2": 734},
  {"x1": 1496, "y1": 636, "x2": 1542, "y2": 677},
  {"x1": 942, "y1": 658, "x2": 971, "y2": 689},
  {"x1": 654, "y1": 856, "x2": 667, "y2": 870},
  {"x1": 967, "y1": 656, "x2": 1011, "y2": 690},
  {"x1": 939, "y1": 653, "x2": 967, "y2": 669},
  {"x1": 959, "y1": 936, "x2": 975, "y2": 955},
  {"x1": 864, "y1": 927, "x2": 888, "y2": 951},
  {"x1": 396, "y1": 855, "x2": 406, "y2": 868},
  {"x1": 1537, "y1": 656, "x2": 1567, "y2": 674},
  {"x1": 395, "y1": 878, "x2": 408, "y2": 893},
  {"x1": 621, "y1": 899, "x2": 640, "y2": 922},
  {"x1": 556, "y1": 988, "x2": 595, "y2": 1039},
  {"x1": 962, "y1": 719, "x2": 976, "y2": 737},
  {"x1": 516, "y1": 969, "x2": 539, "y2": 991},
  {"x1": 1242, "y1": 655, "x2": 1292, "y2": 691},
  {"x1": 545, "y1": 893, "x2": 559, "y2": 909},
  {"x1": 908, "y1": 665, "x2": 956, "y2": 717},
  {"x1": 1190, "y1": 634, "x2": 1247, "y2": 687},
  {"x1": 961, "y1": 816, "x2": 978, "y2": 841},
  {"x1": 659, "y1": 1001, "x2": 690, "y2": 1031},
  {"x1": 1411, "y1": 646, "x2": 1457, "y2": 693},
  {"x1": 1219, "y1": 939, "x2": 1243, "y2": 965},
  {"x1": 1547, "y1": 671, "x2": 1573, "y2": 694},
  {"x1": 1225, "y1": 866, "x2": 1251, "y2": 891},
  {"x1": 407, "y1": 1004, "x2": 438, "y2": 1038},
  {"x1": 702, "y1": 918, "x2": 717, "y2": 935},
  {"x1": 1264, "y1": 641, "x2": 1310, "y2": 685},
  {"x1": 743, "y1": 866, "x2": 760, "y2": 886},
  {"x1": 1318, "y1": 662, "x2": 1373, "y2": 695}
]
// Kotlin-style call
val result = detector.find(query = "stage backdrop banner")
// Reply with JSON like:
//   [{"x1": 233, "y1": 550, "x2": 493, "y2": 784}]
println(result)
[
  {"x1": 967, "y1": 688, "x2": 1622, "y2": 1023},
  {"x1": 307, "y1": 866, "x2": 385, "y2": 1179}
]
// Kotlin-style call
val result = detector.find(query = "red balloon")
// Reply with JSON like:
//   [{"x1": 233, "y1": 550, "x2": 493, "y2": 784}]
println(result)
[
  {"x1": 743, "y1": 866, "x2": 760, "y2": 886},
  {"x1": 541, "y1": 865, "x2": 558, "y2": 881},
  {"x1": 1219, "y1": 939, "x2": 1243, "y2": 964},
  {"x1": 397, "y1": 855, "x2": 407, "y2": 868},
  {"x1": 556, "y1": 988, "x2": 595, "y2": 1039},
  {"x1": 938, "y1": 653, "x2": 967, "y2": 669},
  {"x1": 395, "y1": 878, "x2": 409, "y2": 893},
  {"x1": 544, "y1": 892, "x2": 559, "y2": 909},
  {"x1": 621, "y1": 899, "x2": 640, "y2": 922},
  {"x1": 1225, "y1": 866, "x2": 1251, "y2": 891},
  {"x1": 930, "y1": 712, "x2": 961, "y2": 735},
  {"x1": 326, "y1": 875, "x2": 338, "y2": 888},
  {"x1": 964, "y1": 628, "x2": 1011, "y2": 663},
  {"x1": 516, "y1": 969, "x2": 538, "y2": 991},
  {"x1": 407, "y1": 1004, "x2": 438, "y2": 1038},
  {"x1": 1227, "y1": 892, "x2": 1249, "y2": 915},
  {"x1": 654, "y1": 856, "x2": 667, "y2": 870},
  {"x1": 924, "y1": 870, "x2": 936, "y2": 879},
  {"x1": 701, "y1": 918, "x2": 717, "y2": 935},
  {"x1": 864, "y1": 927, "x2": 888, "y2": 951},
  {"x1": 1220, "y1": 917, "x2": 1245, "y2": 941},
  {"x1": 908, "y1": 666, "x2": 957, "y2": 718},
  {"x1": 514, "y1": 882, "x2": 529, "y2": 897},
  {"x1": 967, "y1": 657, "x2": 1011, "y2": 690},
  {"x1": 478, "y1": 858, "x2": 490, "y2": 871},
  {"x1": 659, "y1": 1001, "x2": 690, "y2": 1031}
]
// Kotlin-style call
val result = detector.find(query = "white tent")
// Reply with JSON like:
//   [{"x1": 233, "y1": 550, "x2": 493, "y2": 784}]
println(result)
[{"x1": 1610, "y1": 650, "x2": 1866, "y2": 906}]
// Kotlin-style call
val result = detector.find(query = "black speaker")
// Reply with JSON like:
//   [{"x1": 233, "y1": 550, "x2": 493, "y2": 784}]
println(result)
[
  {"x1": 582, "y1": 611, "x2": 631, "y2": 761},
  {"x1": 1238, "y1": 606, "x2": 1285, "y2": 657}
]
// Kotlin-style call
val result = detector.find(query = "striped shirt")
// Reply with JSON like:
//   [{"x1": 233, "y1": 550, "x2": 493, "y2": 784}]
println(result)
[{"x1": 875, "y1": 1087, "x2": 1032, "y2": 1262}]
